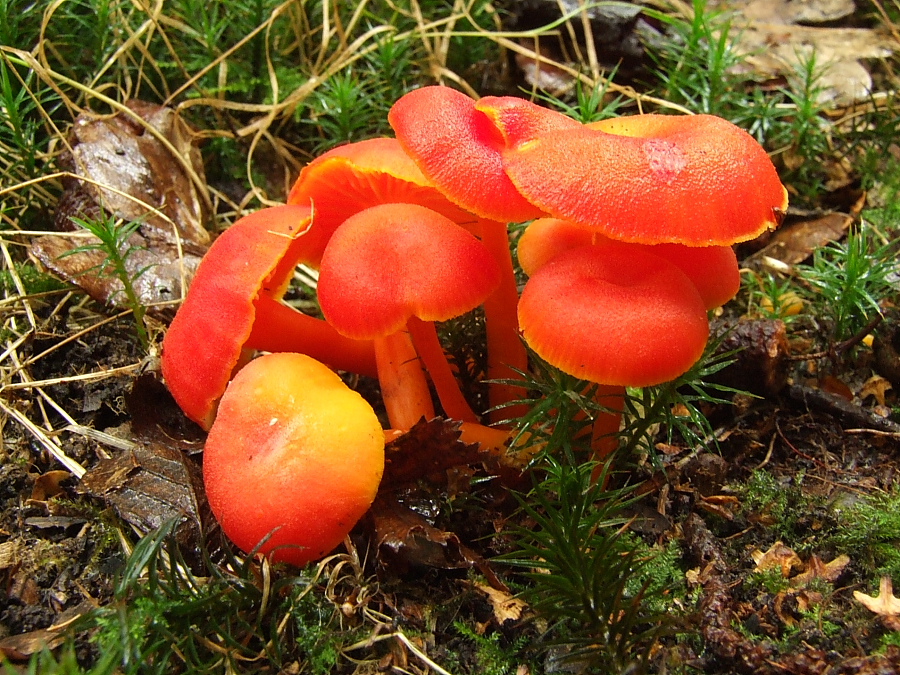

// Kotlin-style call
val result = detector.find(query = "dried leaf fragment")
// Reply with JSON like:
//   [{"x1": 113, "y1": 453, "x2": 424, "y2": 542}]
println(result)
[
  {"x1": 752, "y1": 541, "x2": 802, "y2": 577},
  {"x1": 473, "y1": 582, "x2": 529, "y2": 625},
  {"x1": 792, "y1": 554, "x2": 850, "y2": 587},
  {"x1": 856, "y1": 577, "x2": 900, "y2": 615},
  {"x1": 860, "y1": 375, "x2": 893, "y2": 407}
]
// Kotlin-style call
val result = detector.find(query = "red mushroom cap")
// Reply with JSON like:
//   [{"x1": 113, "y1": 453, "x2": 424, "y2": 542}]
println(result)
[
  {"x1": 388, "y1": 87, "x2": 549, "y2": 223},
  {"x1": 161, "y1": 205, "x2": 375, "y2": 429},
  {"x1": 518, "y1": 243, "x2": 709, "y2": 386},
  {"x1": 518, "y1": 217, "x2": 741, "y2": 309},
  {"x1": 317, "y1": 202, "x2": 502, "y2": 340},
  {"x1": 474, "y1": 95, "x2": 582, "y2": 149},
  {"x1": 504, "y1": 114, "x2": 788, "y2": 245},
  {"x1": 203, "y1": 352, "x2": 384, "y2": 566}
]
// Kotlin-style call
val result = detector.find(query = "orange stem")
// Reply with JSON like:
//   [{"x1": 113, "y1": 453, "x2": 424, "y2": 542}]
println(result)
[
  {"x1": 247, "y1": 294, "x2": 378, "y2": 378},
  {"x1": 374, "y1": 330, "x2": 435, "y2": 431},
  {"x1": 591, "y1": 384, "x2": 626, "y2": 478},
  {"x1": 479, "y1": 221, "x2": 529, "y2": 422},
  {"x1": 406, "y1": 316, "x2": 479, "y2": 423}
]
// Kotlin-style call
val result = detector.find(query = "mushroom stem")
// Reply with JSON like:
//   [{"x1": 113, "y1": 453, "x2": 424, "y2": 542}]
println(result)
[
  {"x1": 375, "y1": 329, "x2": 435, "y2": 431},
  {"x1": 591, "y1": 384, "x2": 626, "y2": 462},
  {"x1": 406, "y1": 316, "x2": 479, "y2": 423},
  {"x1": 479, "y1": 221, "x2": 530, "y2": 422},
  {"x1": 248, "y1": 294, "x2": 378, "y2": 378}
]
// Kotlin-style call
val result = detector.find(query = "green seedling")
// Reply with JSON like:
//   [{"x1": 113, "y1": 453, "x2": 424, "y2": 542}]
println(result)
[
  {"x1": 754, "y1": 273, "x2": 805, "y2": 324},
  {"x1": 64, "y1": 215, "x2": 152, "y2": 350},
  {"x1": 799, "y1": 223, "x2": 897, "y2": 346},
  {"x1": 647, "y1": 0, "x2": 747, "y2": 118},
  {"x1": 501, "y1": 456, "x2": 674, "y2": 674}
]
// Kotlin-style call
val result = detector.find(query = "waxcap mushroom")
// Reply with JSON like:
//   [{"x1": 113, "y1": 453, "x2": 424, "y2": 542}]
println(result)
[
  {"x1": 318, "y1": 202, "x2": 501, "y2": 340},
  {"x1": 161, "y1": 205, "x2": 376, "y2": 429},
  {"x1": 518, "y1": 242, "x2": 709, "y2": 387},
  {"x1": 318, "y1": 202, "x2": 501, "y2": 424},
  {"x1": 203, "y1": 352, "x2": 384, "y2": 566},
  {"x1": 389, "y1": 89, "x2": 568, "y2": 413},
  {"x1": 517, "y1": 217, "x2": 741, "y2": 310},
  {"x1": 504, "y1": 114, "x2": 789, "y2": 246}
]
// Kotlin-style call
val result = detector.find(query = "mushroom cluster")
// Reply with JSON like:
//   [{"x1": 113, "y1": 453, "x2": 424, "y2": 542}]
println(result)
[{"x1": 161, "y1": 86, "x2": 787, "y2": 564}]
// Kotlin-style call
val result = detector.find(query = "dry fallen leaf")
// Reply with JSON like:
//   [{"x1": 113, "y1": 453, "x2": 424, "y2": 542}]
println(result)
[
  {"x1": 752, "y1": 541, "x2": 802, "y2": 577},
  {"x1": 855, "y1": 577, "x2": 900, "y2": 630},
  {"x1": 472, "y1": 582, "x2": 529, "y2": 625},
  {"x1": 77, "y1": 439, "x2": 207, "y2": 559},
  {"x1": 30, "y1": 470, "x2": 73, "y2": 502},
  {"x1": 0, "y1": 540, "x2": 22, "y2": 570},
  {"x1": 31, "y1": 99, "x2": 210, "y2": 314},
  {"x1": 792, "y1": 554, "x2": 850, "y2": 587},
  {"x1": 860, "y1": 375, "x2": 893, "y2": 407},
  {"x1": 750, "y1": 213, "x2": 853, "y2": 267},
  {"x1": 371, "y1": 498, "x2": 508, "y2": 592},
  {"x1": 715, "y1": 0, "x2": 894, "y2": 105}
]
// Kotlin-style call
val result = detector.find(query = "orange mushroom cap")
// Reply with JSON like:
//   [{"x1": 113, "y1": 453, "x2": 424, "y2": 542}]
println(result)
[
  {"x1": 474, "y1": 95, "x2": 582, "y2": 149},
  {"x1": 517, "y1": 217, "x2": 741, "y2": 310},
  {"x1": 504, "y1": 114, "x2": 789, "y2": 245},
  {"x1": 161, "y1": 205, "x2": 376, "y2": 430},
  {"x1": 518, "y1": 243, "x2": 710, "y2": 386},
  {"x1": 318, "y1": 202, "x2": 502, "y2": 340},
  {"x1": 203, "y1": 352, "x2": 384, "y2": 566},
  {"x1": 287, "y1": 137, "x2": 483, "y2": 266},
  {"x1": 389, "y1": 87, "x2": 559, "y2": 223}
]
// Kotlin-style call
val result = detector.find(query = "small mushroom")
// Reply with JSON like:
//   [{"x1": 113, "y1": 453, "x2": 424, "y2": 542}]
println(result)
[
  {"x1": 203, "y1": 352, "x2": 385, "y2": 566},
  {"x1": 161, "y1": 205, "x2": 376, "y2": 429},
  {"x1": 318, "y1": 203, "x2": 501, "y2": 428},
  {"x1": 518, "y1": 243, "x2": 710, "y2": 462},
  {"x1": 503, "y1": 113, "x2": 788, "y2": 246}
]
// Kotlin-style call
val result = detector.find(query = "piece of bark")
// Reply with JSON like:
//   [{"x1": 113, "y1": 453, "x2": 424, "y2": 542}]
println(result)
[{"x1": 711, "y1": 319, "x2": 791, "y2": 397}]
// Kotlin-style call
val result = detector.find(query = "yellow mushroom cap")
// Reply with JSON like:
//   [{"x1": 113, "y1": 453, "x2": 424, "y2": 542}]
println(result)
[{"x1": 203, "y1": 352, "x2": 385, "y2": 566}]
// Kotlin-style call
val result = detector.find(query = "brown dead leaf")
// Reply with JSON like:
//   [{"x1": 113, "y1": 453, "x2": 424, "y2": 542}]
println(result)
[
  {"x1": 0, "y1": 540, "x2": 22, "y2": 570},
  {"x1": 77, "y1": 439, "x2": 207, "y2": 559},
  {"x1": 752, "y1": 212, "x2": 852, "y2": 266},
  {"x1": 32, "y1": 100, "x2": 211, "y2": 314},
  {"x1": 0, "y1": 603, "x2": 92, "y2": 661},
  {"x1": 371, "y1": 498, "x2": 508, "y2": 592},
  {"x1": 472, "y1": 582, "x2": 529, "y2": 625},
  {"x1": 382, "y1": 418, "x2": 503, "y2": 487},
  {"x1": 752, "y1": 541, "x2": 802, "y2": 577},
  {"x1": 715, "y1": 0, "x2": 894, "y2": 105},
  {"x1": 860, "y1": 375, "x2": 893, "y2": 407},
  {"x1": 31, "y1": 223, "x2": 204, "y2": 315},
  {"x1": 66, "y1": 100, "x2": 210, "y2": 246},
  {"x1": 30, "y1": 470, "x2": 72, "y2": 502},
  {"x1": 792, "y1": 554, "x2": 850, "y2": 587},
  {"x1": 773, "y1": 591, "x2": 798, "y2": 627},
  {"x1": 0, "y1": 628, "x2": 67, "y2": 662}
]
